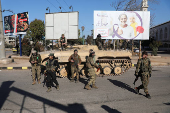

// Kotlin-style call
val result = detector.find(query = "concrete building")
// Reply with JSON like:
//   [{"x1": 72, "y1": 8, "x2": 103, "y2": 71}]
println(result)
[
  {"x1": 4, "y1": 36, "x2": 16, "y2": 46},
  {"x1": 150, "y1": 21, "x2": 170, "y2": 51}
]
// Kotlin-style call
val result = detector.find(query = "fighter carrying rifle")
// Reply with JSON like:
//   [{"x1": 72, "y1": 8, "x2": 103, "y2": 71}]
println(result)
[
  {"x1": 29, "y1": 50, "x2": 42, "y2": 85},
  {"x1": 68, "y1": 49, "x2": 82, "y2": 83}
]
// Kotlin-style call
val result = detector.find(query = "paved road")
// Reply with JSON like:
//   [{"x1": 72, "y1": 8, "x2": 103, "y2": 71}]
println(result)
[
  {"x1": 5, "y1": 51, "x2": 15, "y2": 58},
  {"x1": 0, "y1": 66, "x2": 170, "y2": 113}
]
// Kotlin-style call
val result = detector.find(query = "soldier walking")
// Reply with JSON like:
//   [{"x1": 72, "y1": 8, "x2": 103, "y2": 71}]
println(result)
[
  {"x1": 134, "y1": 51, "x2": 152, "y2": 99},
  {"x1": 85, "y1": 51, "x2": 99, "y2": 90},
  {"x1": 29, "y1": 50, "x2": 42, "y2": 85},
  {"x1": 44, "y1": 53, "x2": 60, "y2": 92},
  {"x1": 68, "y1": 49, "x2": 81, "y2": 83}
]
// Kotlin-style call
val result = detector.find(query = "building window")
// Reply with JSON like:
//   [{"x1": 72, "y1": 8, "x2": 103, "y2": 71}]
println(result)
[
  {"x1": 164, "y1": 27, "x2": 167, "y2": 39},
  {"x1": 160, "y1": 29, "x2": 163, "y2": 39},
  {"x1": 156, "y1": 31, "x2": 158, "y2": 40}
]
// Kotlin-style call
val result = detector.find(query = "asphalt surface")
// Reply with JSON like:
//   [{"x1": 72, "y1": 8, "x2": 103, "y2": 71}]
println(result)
[{"x1": 0, "y1": 66, "x2": 170, "y2": 113}]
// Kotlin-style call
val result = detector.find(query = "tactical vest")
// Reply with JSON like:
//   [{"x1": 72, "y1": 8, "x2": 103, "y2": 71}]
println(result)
[
  {"x1": 31, "y1": 54, "x2": 41, "y2": 66},
  {"x1": 140, "y1": 58, "x2": 151, "y2": 73},
  {"x1": 46, "y1": 59, "x2": 56, "y2": 71},
  {"x1": 60, "y1": 37, "x2": 66, "y2": 43},
  {"x1": 71, "y1": 54, "x2": 79, "y2": 66},
  {"x1": 86, "y1": 57, "x2": 94, "y2": 69}
]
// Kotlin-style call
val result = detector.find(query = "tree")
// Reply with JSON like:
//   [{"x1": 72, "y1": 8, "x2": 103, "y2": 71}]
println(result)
[
  {"x1": 149, "y1": 40, "x2": 162, "y2": 56},
  {"x1": 25, "y1": 19, "x2": 45, "y2": 47},
  {"x1": 111, "y1": 0, "x2": 159, "y2": 11},
  {"x1": 78, "y1": 29, "x2": 80, "y2": 38},
  {"x1": 22, "y1": 37, "x2": 32, "y2": 56}
]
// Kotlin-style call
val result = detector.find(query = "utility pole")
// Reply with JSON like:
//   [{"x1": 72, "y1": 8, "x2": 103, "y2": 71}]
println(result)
[
  {"x1": 139, "y1": 0, "x2": 148, "y2": 59},
  {"x1": 0, "y1": 0, "x2": 6, "y2": 59},
  {"x1": 81, "y1": 26, "x2": 85, "y2": 45}
]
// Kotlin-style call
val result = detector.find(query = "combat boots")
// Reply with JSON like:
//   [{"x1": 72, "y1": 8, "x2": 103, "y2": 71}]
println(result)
[
  {"x1": 32, "y1": 79, "x2": 36, "y2": 85},
  {"x1": 92, "y1": 84, "x2": 98, "y2": 89},
  {"x1": 46, "y1": 87, "x2": 52, "y2": 92},
  {"x1": 85, "y1": 84, "x2": 91, "y2": 90},
  {"x1": 75, "y1": 80, "x2": 79, "y2": 83},
  {"x1": 56, "y1": 85, "x2": 60, "y2": 91},
  {"x1": 134, "y1": 87, "x2": 139, "y2": 94},
  {"x1": 146, "y1": 94, "x2": 151, "y2": 99},
  {"x1": 38, "y1": 79, "x2": 41, "y2": 84},
  {"x1": 70, "y1": 79, "x2": 74, "y2": 82}
]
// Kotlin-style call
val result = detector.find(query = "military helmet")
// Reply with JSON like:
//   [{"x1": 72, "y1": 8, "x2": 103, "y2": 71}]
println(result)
[
  {"x1": 48, "y1": 53, "x2": 54, "y2": 56},
  {"x1": 142, "y1": 51, "x2": 148, "y2": 56},
  {"x1": 90, "y1": 49, "x2": 93, "y2": 52},
  {"x1": 97, "y1": 34, "x2": 101, "y2": 38}
]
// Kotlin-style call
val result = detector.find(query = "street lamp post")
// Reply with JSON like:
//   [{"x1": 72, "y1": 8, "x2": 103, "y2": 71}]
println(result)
[
  {"x1": 139, "y1": 0, "x2": 148, "y2": 59},
  {"x1": 46, "y1": 7, "x2": 53, "y2": 50},
  {"x1": 69, "y1": 6, "x2": 73, "y2": 12},
  {"x1": 81, "y1": 26, "x2": 85, "y2": 45}
]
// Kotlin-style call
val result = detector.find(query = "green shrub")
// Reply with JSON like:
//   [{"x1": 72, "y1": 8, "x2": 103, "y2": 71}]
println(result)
[{"x1": 22, "y1": 38, "x2": 32, "y2": 56}]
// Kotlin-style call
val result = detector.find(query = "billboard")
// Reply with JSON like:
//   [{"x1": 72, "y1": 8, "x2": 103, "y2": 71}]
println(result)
[
  {"x1": 17, "y1": 12, "x2": 29, "y2": 33},
  {"x1": 4, "y1": 12, "x2": 29, "y2": 35},
  {"x1": 94, "y1": 11, "x2": 150, "y2": 40},
  {"x1": 4, "y1": 15, "x2": 16, "y2": 34},
  {"x1": 45, "y1": 12, "x2": 79, "y2": 40}
]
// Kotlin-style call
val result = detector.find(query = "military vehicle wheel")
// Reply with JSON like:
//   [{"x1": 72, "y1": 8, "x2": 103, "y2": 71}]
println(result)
[
  {"x1": 103, "y1": 66, "x2": 112, "y2": 75},
  {"x1": 60, "y1": 67, "x2": 67, "y2": 78},
  {"x1": 114, "y1": 67, "x2": 122, "y2": 75},
  {"x1": 123, "y1": 60, "x2": 132, "y2": 69}
]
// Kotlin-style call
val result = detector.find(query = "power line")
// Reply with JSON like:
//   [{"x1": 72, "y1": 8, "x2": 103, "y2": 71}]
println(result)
[
  {"x1": 62, "y1": 0, "x2": 70, "y2": 8},
  {"x1": 55, "y1": 0, "x2": 67, "y2": 11},
  {"x1": 46, "y1": 0, "x2": 60, "y2": 11}
]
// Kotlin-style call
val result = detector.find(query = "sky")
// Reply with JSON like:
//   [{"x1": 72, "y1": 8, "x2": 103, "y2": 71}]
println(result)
[{"x1": 2, "y1": 0, "x2": 170, "y2": 38}]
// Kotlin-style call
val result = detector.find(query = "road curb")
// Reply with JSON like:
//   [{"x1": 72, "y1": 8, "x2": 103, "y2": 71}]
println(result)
[{"x1": 0, "y1": 67, "x2": 32, "y2": 70}]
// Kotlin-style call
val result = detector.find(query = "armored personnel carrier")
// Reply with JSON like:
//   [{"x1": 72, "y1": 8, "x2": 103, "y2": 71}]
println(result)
[{"x1": 41, "y1": 45, "x2": 132, "y2": 78}]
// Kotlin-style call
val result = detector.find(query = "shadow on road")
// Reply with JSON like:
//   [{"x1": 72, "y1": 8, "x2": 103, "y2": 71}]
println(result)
[
  {"x1": 107, "y1": 79, "x2": 136, "y2": 94},
  {"x1": 0, "y1": 81, "x2": 15, "y2": 109},
  {"x1": 101, "y1": 105, "x2": 121, "y2": 113},
  {"x1": 0, "y1": 81, "x2": 87, "y2": 113},
  {"x1": 164, "y1": 102, "x2": 170, "y2": 105},
  {"x1": 79, "y1": 77, "x2": 88, "y2": 85}
]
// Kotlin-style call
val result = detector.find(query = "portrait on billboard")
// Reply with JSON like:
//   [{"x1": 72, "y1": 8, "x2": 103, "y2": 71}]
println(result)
[
  {"x1": 4, "y1": 12, "x2": 29, "y2": 35},
  {"x1": 17, "y1": 12, "x2": 29, "y2": 32},
  {"x1": 94, "y1": 11, "x2": 150, "y2": 40},
  {"x1": 4, "y1": 15, "x2": 16, "y2": 34}
]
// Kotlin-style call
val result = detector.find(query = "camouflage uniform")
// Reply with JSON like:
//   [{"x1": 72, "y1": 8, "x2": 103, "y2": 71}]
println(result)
[
  {"x1": 29, "y1": 53, "x2": 42, "y2": 85},
  {"x1": 68, "y1": 53, "x2": 81, "y2": 82},
  {"x1": 45, "y1": 54, "x2": 60, "y2": 92},
  {"x1": 135, "y1": 58, "x2": 152, "y2": 94},
  {"x1": 85, "y1": 53, "x2": 99, "y2": 90},
  {"x1": 59, "y1": 36, "x2": 67, "y2": 50},
  {"x1": 96, "y1": 34, "x2": 102, "y2": 50}
]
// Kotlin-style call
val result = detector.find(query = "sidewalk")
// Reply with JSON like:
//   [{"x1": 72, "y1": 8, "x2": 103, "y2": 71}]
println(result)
[
  {"x1": 132, "y1": 55, "x2": 170, "y2": 66},
  {"x1": 0, "y1": 54, "x2": 170, "y2": 69}
]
